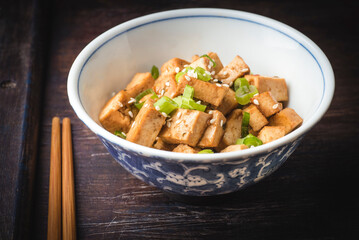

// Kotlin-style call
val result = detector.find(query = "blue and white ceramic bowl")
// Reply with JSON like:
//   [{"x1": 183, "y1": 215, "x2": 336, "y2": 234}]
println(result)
[{"x1": 67, "y1": 8, "x2": 334, "y2": 196}]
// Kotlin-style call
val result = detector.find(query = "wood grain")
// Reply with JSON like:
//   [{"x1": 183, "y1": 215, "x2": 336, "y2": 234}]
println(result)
[
  {"x1": 47, "y1": 117, "x2": 62, "y2": 240},
  {"x1": 62, "y1": 118, "x2": 77, "y2": 240}
]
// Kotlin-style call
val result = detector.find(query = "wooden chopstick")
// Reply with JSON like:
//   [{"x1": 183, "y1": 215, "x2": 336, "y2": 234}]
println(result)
[
  {"x1": 62, "y1": 117, "x2": 77, "y2": 240},
  {"x1": 48, "y1": 117, "x2": 62, "y2": 240}
]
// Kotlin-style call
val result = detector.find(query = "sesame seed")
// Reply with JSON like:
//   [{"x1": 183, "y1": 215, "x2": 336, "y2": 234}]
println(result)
[
  {"x1": 272, "y1": 103, "x2": 279, "y2": 109},
  {"x1": 175, "y1": 120, "x2": 181, "y2": 125},
  {"x1": 111, "y1": 91, "x2": 116, "y2": 97},
  {"x1": 210, "y1": 118, "x2": 215, "y2": 124},
  {"x1": 222, "y1": 84, "x2": 230, "y2": 87},
  {"x1": 165, "y1": 81, "x2": 170, "y2": 86},
  {"x1": 128, "y1": 111, "x2": 134, "y2": 118},
  {"x1": 122, "y1": 132, "x2": 127, "y2": 136},
  {"x1": 213, "y1": 79, "x2": 218, "y2": 82},
  {"x1": 185, "y1": 75, "x2": 191, "y2": 81},
  {"x1": 175, "y1": 67, "x2": 180, "y2": 73},
  {"x1": 220, "y1": 120, "x2": 224, "y2": 127},
  {"x1": 183, "y1": 64, "x2": 189, "y2": 67},
  {"x1": 205, "y1": 70, "x2": 211, "y2": 75},
  {"x1": 223, "y1": 71, "x2": 227, "y2": 75},
  {"x1": 211, "y1": 71, "x2": 215, "y2": 75},
  {"x1": 131, "y1": 121, "x2": 136, "y2": 127},
  {"x1": 193, "y1": 72, "x2": 198, "y2": 79},
  {"x1": 241, "y1": 68, "x2": 249, "y2": 72},
  {"x1": 144, "y1": 103, "x2": 148, "y2": 108},
  {"x1": 118, "y1": 102, "x2": 123, "y2": 108},
  {"x1": 167, "y1": 122, "x2": 171, "y2": 127},
  {"x1": 208, "y1": 110, "x2": 213, "y2": 114},
  {"x1": 167, "y1": 118, "x2": 172, "y2": 122},
  {"x1": 161, "y1": 89, "x2": 165, "y2": 96},
  {"x1": 155, "y1": 137, "x2": 159, "y2": 140},
  {"x1": 208, "y1": 64, "x2": 212, "y2": 69},
  {"x1": 253, "y1": 99, "x2": 259, "y2": 105},
  {"x1": 177, "y1": 111, "x2": 182, "y2": 118},
  {"x1": 253, "y1": 93, "x2": 259, "y2": 97},
  {"x1": 216, "y1": 83, "x2": 222, "y2": 87},
  {"x1": 209, "y1": 61, "x2": 214, "y2": 67},
  {"x1": 196, "y1": 100, "x2": 201, "y2": 104},
  {"x1": 161, "y1": 112, "x2": 168, "y2": 117},
  {"x1": 128, "y1": 98, "x2": 136, "y2": 104},
  {"x1": 155, "y1": 106, "x2": 160, "y2": 111}
]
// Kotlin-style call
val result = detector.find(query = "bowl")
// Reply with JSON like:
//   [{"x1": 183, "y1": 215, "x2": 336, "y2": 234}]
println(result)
[{"x1": 67, "y1": 8, "x2": 334, "y2": 196}]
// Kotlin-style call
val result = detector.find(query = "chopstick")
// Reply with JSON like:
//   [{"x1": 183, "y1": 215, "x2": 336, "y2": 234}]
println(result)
[
  {"x1": 48, "y1": 117, "x2": 62, "y2": 240},
  {"x1": 48, "y1": 117, "x2": 77, "y2": 240},
  {"x1": 62, "y1": 117, "x2": 77, "y2": 240}
]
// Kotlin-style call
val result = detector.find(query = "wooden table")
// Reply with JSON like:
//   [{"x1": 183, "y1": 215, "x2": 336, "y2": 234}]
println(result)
[{"x1": 1, "y1": 0, "x2": 358, "y2": 239}]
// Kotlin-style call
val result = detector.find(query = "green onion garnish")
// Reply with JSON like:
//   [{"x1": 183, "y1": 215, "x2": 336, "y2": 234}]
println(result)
[
  {"x1": 241, "y1": 112, "x2": 250, "y2": 138},
  {"x1": 194, "y1": 67, "x2": 211, "y2": 82},
  {"x1": 175, "y1": 71, "x2": 185, "y2": 82},
  {"x1": 236, "y1": 134, "x2": 263, "y2": 147},
  {"x1": 173, "y1": 96, "x2": 207, "y2": 112},
  {"x1": 235, "y1": 85, "x2": 258, "y2": 105},
  {"x1": 183, "y1": 85, "x2": 194, "y2": 99},
  {"x1": 153, "y1": 96, "x2": 178, "y2": 115},
  {"x1": 200, "y1": 54, "x2": 217, "y2": 68},
  {"x1": 134, "y1": 89, "x2": 158, "y2": 109},
  {"x1": 234, "y1": 77, "x2": 249, "y2": 91},
  {"x1": 151, "y1": 65, "x2": 159, "y2": 79},
  {"x1": 198, "y1": 149, "x2": 214, "y2": 154},
  {"x1": 114, "y1": 130, "x2": 126, "y2": 139}
]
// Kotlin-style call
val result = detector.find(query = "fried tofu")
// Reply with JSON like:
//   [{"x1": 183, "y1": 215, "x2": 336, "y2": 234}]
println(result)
[
  {"x1": 160, "y1": 109, "x2": 210, "y2": 147},
  {"x1": 245, "y1": 75, "x2": 288, "y2": 101},
  {"x1": 207, "y1": 52, "x2": 224, "y2": 74},
  {"x1": 215, "y1": 88, "x2": 238, "y2": 116},
  {"x1": 269, "y1": 108, "x2": 303, "y2": 134},
  {"x1": 251, "y1": 91, "x2": 283, "y2": 117},
  {"x1": 198, "y1": 110, "x2": 226, "y2": 148},
  {"x1": 222, "y1": 109, "x2": 243, "y2": 146},
  {"x1": 173, "y1": 144, "x2": 200, "y2": 153},
  {"x1": 176, "y1": 75, "x2": 228, "y2": 106},
  {"x1": 257, "y1": 126, "x2": 286, "y2": 144},
  {"x1": 220, "y1": 144, "x2": 248, "y2": 153},
  {"x1": 243, "y1": 104, "x2": 268, "y2": 132},
  {"x1": 189, "y1": 56, "x2": 212, "y2": 72},
  {"x1": 161, "y1": 58, "x2": 190, "y2": 75},
  {"x1": 99, "y1": 90, "x2": 138, "y2": 133},
  {"x1": 153, "y1": 137, "x2": 176, "y2": 151},
  {"x1": 125, "y1": 72, "x2": 155, "y2": 98},
  {"x1": 152, "y1": 73, "x2": 178, "y2": 98},
  {"x1": 216, "y1": 55, "x2": 250, "y2": 85},
  {"x1": 126, "y1": 99, "x2": 166, "y2": 147}
]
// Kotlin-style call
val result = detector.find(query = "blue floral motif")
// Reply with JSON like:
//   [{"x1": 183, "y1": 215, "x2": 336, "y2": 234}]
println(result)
[{"x1": 98, "y1": 136, "x2": 303, "y2": 196}]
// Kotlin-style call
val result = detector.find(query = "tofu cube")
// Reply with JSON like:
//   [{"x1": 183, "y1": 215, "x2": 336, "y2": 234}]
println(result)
[
  {"x1": 221, "y1": 144, "x2": 248, "y2": 153},
  {"x1": 99, "y1": 90, "x2": 137, "y2": 133},
  {"x1": 189, "y1": 56, "x2": 212, "y2": 72},
  {"x1": 173, "y1": 144, "x2": 200, "y2": 153},
  {"x1": 126, "y1": 99, "x2": 166, "y2": 147},
  {"x1": 176, "y1": 75, "x2": 228, "y2": 106},
  {"x1": 257, "y1": 126, "x2": 286, "y2": 144},
  {"x1": 243, "y1": 104, "x2": 268, "y2": 132},
  {"x1": 222, "y1": 109, "x2": 243, "y2": 146},
  {"x1": 251, "y1": 91, "x2": 283, "y2": 117},
  {"x1": 269, "y1": 108, "x2": 303, "y2": 134},
  {"x1": 153, "y1": 137, "x2": 175, "y2": 151},
  {"x1": 198, "y1": 110, "x2": 226, "y2": 148},
  {"x1": 152, "y1": 73, "x2": 178, "y2": 98},
  {"x1": 160, "y1": 109, "x2": 210, "y2": 147},
  {"x1": 207, "y1": 52, "x2": 224, "y2": 74},
  {"x1": 161, "y1": 58, "x2": 190, "y2": 75},
  {"x1": 125, "y1": 72, "x2": 155, "y2": 98},
  {"x1": 215, "y1": 88, "x2": 238, "y2": 115},
  {"x1": 245, "y1": 75, "x2": 288, "y2": 101},
  {"x1": 216, "y1": 55, "x2": 250, "y2": 85}
]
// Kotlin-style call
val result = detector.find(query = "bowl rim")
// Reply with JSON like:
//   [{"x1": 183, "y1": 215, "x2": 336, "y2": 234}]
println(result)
[{"x1": 67, "y1": 8, "x2": 335, "y2": 162}]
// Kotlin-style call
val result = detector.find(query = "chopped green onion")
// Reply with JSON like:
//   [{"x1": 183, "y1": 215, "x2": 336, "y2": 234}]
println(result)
[
  {"x1": 134, "y1": 89, "x2": 157, "y2": 102},
  {"x1": 235, "y1": 85, "x2": 258, "y2": 105},
  {"x1": 153, "y1": 96, "x2": 178, "y2": 115},
  {"x1": 200, "y1": 54, "x2": 217, "y2": 68},
  {"x1": 175, "y1": 71, "x2": 185, "y2": 82},
  {"x1": 234, "y1": 77, "x2": 250, "y2": 91},
  {"x1": 114, "y1": 130, "x2": 126, "y2": 139},
  {"x1": 241, "y1": 112, "x2": 250, "y2": 138},
  {"x1": 172, "y1": 96, "x2": 207, "y2": 112},
  {"x1": 183, "y1": 85, "x2": 194, "y2": 99},
  {"x1": 198, "y1": 149, "x2": 214, "y2": 154},
  {"x1": 236, "y1": 134, "x2": 263, "y2": 147},
  {"x1": 151, "y1": 65, "x2": 159, "y2": 79},
  {"x1": 194, "y1": 67, "x2": 211, "y2": 82}
]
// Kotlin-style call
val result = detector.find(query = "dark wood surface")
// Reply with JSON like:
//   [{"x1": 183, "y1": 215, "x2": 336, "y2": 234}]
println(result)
[{"x1": 1, "y1": 0, "x2": 358, "y2": 239}]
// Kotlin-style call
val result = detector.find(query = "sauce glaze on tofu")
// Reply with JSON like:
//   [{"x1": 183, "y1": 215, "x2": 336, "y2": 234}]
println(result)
[{"x1": 99, "y1": 53, "x2": 302, "y2": 153}]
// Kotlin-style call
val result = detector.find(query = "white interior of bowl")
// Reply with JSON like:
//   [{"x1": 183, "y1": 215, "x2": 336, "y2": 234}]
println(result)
[{"x1": 68, "y1": 8, "x2": 334, "y2": 161}]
